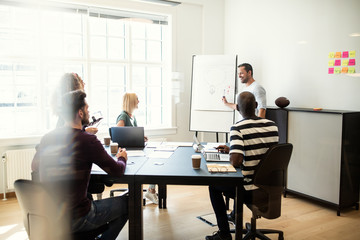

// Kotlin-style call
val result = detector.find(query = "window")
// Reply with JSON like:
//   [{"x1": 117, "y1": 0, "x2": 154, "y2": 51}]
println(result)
[{"x1": 0, "y1": 2, "x2": 171, "y2": 137}]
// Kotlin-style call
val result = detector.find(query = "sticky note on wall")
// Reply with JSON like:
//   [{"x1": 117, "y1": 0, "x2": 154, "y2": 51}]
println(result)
[
  {"x1": 334, "y1": 59, "x2": 341, "y2": 66},
  {"x1": 342, "y1": 51, "x2": 349, "y2": 58},
  {"x1": 341, "y1": 67, "x2": 348, "y2": 73},
  {"x1": 328, "y1": 68, "x2": 334, "y2": 74},
  {"x1": 348, "y1": 67, "x2": 355, "y2": 74},
  {"x1": 329, "y1": 52, "x2": 335, "y2": 58},
  {"x1": 334, "y1": 68, "x2": 341, "y2": 74},
  {"x1": 348, "y1": 59, "x2": 355, "y2": 65},
  {"x1": 342, "y1": 59, "x2": 349, "y2": 66},
  {"x1": 335, "y1": 52, "x2": 342, "y2": 58},
  {"x1": 349, "y1": 51, "x2": 356, "y2": 58},
  {"x1": 328, "y1": 60, "x2": 335, "y2": 66}
]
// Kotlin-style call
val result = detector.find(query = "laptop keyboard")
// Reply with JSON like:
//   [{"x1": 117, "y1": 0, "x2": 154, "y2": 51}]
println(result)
[{"x1": 207, "y1": 153, "x2": 220, "y2": 160}]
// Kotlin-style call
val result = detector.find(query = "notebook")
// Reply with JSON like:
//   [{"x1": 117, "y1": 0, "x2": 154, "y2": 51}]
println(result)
[
  {"x1": 201, "y1": 149, "x2": 230, "y2": 162},
  {"x1": 109, "y1": 126, "x2": 145, "y2": 150}
]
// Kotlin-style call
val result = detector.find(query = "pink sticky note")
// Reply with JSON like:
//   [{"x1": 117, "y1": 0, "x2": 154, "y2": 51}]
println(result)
[
  {"x1": 342, "y1": 51, "x2": 349, "y2": 58},
  {"x1": 328, "y1": 68, "x2": 334, "y2": 74},
  {"x1": 334, "y1": 59, "x2": 341, "y2": 66},
  {"x1": 349, "y1": 59, "x2": 355, "y2": 65}
]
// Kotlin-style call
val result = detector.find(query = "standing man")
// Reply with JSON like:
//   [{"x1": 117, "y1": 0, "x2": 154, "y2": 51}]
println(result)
[
  {"x1": 222, "y1": 63, "x2": 266, "y2": 118},
  {"x1": 205, "y1": 91, "x2": 278, "y2": 240},
  {"x1": 32, "y1": 90, "x2": 128, "y2": 240}
]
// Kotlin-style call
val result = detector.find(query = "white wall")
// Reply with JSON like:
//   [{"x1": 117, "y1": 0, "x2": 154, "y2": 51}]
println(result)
[{"x1": 224, "y1": 0, "x2": 360, "y2": 111}]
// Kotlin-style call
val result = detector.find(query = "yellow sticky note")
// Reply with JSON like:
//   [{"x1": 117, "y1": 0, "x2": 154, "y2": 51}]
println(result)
[
  {"x1": 334, "y1": 68, "x2": 341, "y2": 74},
  {"x1": 328, "y1": 60, "x2": 334, "y2": 66},
  {"x1": 348, "y1": 67, "x2": 355, "y2": 74},
  {"x1": 341, "y1": 67, "x2": 348, "y2": 73},
  {"x1": 335, "y1": 52, "x2": 342, "y2": 58},
  {"x1": 349, "y1": 50, "x2": 356, "y2": 58},
  {"x1": 342, "y1": 59, "x2": 349, "y2": 66},
  {"x1": 328, "y1": 52, "x2": 335, "y2": 58}
]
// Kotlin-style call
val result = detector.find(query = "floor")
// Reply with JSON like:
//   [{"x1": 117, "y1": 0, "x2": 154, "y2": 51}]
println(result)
[{"x1": 0, "y1": 184, "x2": 359, "y2": 240}]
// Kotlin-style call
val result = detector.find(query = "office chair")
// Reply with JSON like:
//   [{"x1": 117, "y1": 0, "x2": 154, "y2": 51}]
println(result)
[
  {"x1": 14, "y1": 179, "x2": 108, "y2": 240},
  {"x1": 229, "y1": 143, "x2": 293, "y2": 240}
]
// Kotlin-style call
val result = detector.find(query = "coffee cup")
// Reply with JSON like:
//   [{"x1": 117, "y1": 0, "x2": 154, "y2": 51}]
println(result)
[
  {"x1": 104, "y1": 137, "x2": 111, "y2": 146},
  {"x1": 110, "y1": 142, "x2": 118, "y2": 155},
  {"x1": 192, "y1": 155, "x2": 201, "y2": 169}
]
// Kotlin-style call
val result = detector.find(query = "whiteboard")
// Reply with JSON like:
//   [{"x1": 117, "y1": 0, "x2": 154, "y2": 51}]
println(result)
[{"x1": 190, "y1": 55, "x2": 237, "y2": 133}]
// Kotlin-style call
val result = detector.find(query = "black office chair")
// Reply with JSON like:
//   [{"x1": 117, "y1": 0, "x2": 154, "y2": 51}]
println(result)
[
  {"x1": 229, "y1": 143, "x2": 293, "y2": 240},
  {"x1": 14, "y1": 179, "x2": 108, "y2": 240}
]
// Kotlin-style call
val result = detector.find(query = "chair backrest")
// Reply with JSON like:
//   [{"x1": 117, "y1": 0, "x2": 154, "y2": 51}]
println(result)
[
  {"x1": 251, "y1": 143, "x2": 293, "y2": 219},
  {"x1": 14, "y1": 179, "x2": 71, "y2": 240}
]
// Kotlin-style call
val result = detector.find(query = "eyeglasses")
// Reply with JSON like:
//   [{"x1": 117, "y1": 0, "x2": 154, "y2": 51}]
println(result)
[{"x1": 208, "y1": 167, "x2": 229, "y2": 173}]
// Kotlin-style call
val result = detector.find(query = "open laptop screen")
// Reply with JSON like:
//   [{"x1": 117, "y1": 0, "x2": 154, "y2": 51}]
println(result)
[{"x1": 109, "y1": 126, "x2": 145, "y2": 149}]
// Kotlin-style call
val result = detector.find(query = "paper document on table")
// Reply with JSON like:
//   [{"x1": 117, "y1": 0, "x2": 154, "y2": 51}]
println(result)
[
  {"x1": 126, "y1": 150, "x2": 145, "y2": 157},
  {"x1": 203, "y1": 142, "x2": 226, "y2": 153},
  {"x1": 146, "y1": 142, "x2": 163, "y2": 148},
  {"x1": 163, "y1": 142, "x2": 193, "y2": 147},
  {"x1": 155, "y1": 145, "x2": 178, "y2": 152},
  {"x1": 205, "y1": 142, "x2": 226, "y2": 148},
  {"x1": 147, "y1": 151, "x2": 174, "y2": 158}
]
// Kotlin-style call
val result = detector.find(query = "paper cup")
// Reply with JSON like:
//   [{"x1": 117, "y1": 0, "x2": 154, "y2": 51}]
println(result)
[
  {"x1": 192, "y1": 155, "x2": 201, "y2": 169},
  {"x1": 110, "y1": 142, "x2": 118, "y2": 155},
  {"x1": 104, "y1": 137, "x2": 111, "y2": 146}
]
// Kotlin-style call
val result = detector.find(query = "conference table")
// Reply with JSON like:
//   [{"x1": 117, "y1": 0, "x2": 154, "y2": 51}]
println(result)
[{"x1": 91, "y1": 145, "x2": 244, "y2": 240}]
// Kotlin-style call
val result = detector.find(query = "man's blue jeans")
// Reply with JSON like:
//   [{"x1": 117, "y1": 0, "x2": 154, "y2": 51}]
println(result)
[{"x1": 72, "y1": 195, "x2": 128, "y2": 240}]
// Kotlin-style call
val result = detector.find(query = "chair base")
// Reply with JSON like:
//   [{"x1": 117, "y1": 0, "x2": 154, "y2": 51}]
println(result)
[{"x1": 231, "y1": 219, "x2": 284, "y2": 240}]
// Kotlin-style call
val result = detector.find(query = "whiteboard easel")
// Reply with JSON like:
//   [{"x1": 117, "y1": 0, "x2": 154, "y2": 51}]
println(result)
[{"x1": 189, "y1": 55, "x2": 238, "y2": 133}]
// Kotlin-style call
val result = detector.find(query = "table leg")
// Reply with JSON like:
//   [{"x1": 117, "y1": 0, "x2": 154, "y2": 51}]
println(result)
[
  {"x1": 128, "y1": 180, "x2": 143, "y2": 240},
  {"x1": 234, "y1": 186, "x2": 244, "y2": 240},
  {"x1": 158, "y1": 184, "x2": 167, "y2": 209}
]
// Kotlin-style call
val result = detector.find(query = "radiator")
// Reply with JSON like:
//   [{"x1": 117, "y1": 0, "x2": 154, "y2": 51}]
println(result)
[{"x1": 2, "y1": 148, "x2": 36, "y2": 197}]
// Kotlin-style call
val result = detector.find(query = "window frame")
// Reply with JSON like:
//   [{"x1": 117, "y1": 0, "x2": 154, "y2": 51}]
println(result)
[{"x1": 0, "y1": 1, "x2": 173, "y2": 138}]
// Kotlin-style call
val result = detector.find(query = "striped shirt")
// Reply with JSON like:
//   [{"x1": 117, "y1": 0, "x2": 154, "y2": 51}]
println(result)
[{"x1": 230, "y1": 117, "x2": 279, "y2": 191}]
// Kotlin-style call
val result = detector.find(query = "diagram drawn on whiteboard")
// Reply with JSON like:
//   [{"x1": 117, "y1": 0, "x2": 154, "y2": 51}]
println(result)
[{"x1": 191, "y1": 55, "x2": 237, "y2": 112}]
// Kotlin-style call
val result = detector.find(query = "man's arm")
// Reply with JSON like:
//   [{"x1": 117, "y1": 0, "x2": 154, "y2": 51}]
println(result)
[
  {"x1": 254, "y1": 84, "x2": 266, "y2": 118},
  {"x1": 216, "y1": 145, "x2": 243, "y2": 168},
  {"x1": 89, "y1": 136, "x2": 127, "y2": 177},
  {"x1": 222, "y1": 97, "x2": 237, "y2": 110},
  {"x1": 258, "y1": 108, "x2": 266, "y2": 118},
  {"x1": 230, "y1": 153, "x2": 243, "y2": 168}
]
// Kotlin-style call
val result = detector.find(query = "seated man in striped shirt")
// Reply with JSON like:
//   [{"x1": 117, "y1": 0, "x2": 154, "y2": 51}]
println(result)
[{"x1": 205, "y1": 91, "x2": 279, "y2": 240}]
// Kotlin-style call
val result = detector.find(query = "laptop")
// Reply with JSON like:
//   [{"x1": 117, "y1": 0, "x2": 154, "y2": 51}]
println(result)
[
  {"x1": 193, "y1": 134, "x2": 229, "y2": 162},
  {"x1": 201, "y1": 149, "x2": 230, "y2": 162},
  {"x1": 109, "y1": 126, "x2": 145, "y2": 150}
]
